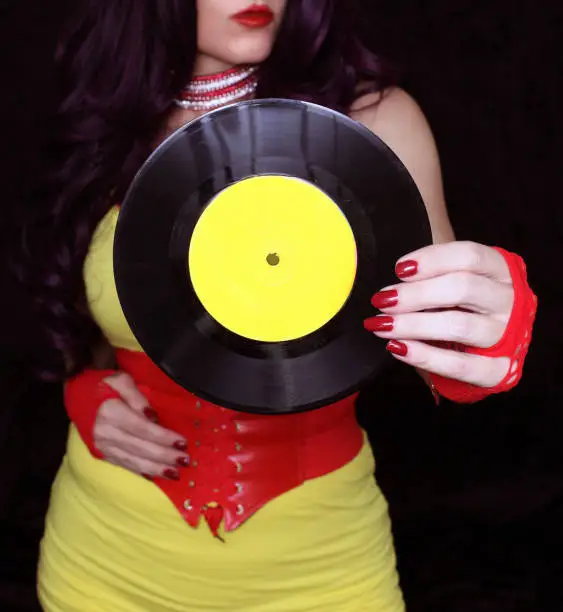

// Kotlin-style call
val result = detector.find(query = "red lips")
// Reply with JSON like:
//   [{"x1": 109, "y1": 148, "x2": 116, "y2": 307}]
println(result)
[{"x1": 231, "y1": 4, "x2": 274, "y2": 28}]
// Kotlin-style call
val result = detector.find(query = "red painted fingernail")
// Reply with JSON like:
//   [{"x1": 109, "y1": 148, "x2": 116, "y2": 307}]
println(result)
[
  {"x1": 386, "y1": 340, "x2": 408, "y2": 357},
  {"x1": 173, "y1": 440, "x2": 187, "y2": 451},
  {"x1": 143, "y1": 407, "x2": 159, "y2": 423},
  {"x1": 396, "y1": 260, "x2": 418, "y2": 279},
  {"x1": 141, "y1": 473, "x2": 153, "y2": 480},
  {"x1": 371, "y1": 289, "x2": 399, "y2": 309},
  {"x1": 163, "y1": 468, "x2": 180, "y2": 480},
  {"x1": 364, "y1": 316, "x2": 394, "y2": 332},
  {"x1": 176, "y1": 456, "x2": 190, "y2": 468}
]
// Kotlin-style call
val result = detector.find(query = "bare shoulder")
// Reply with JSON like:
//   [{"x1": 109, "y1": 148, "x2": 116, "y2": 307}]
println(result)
[
  {"x1": 350, "y1": 87, "x2": 455, "y2": 243},
  {"x1": 350, "y1": 87, "x2": 436, "y2": 166},
  {"x1": 351, "y1": 87, "x2": 424, "y2": 123}
]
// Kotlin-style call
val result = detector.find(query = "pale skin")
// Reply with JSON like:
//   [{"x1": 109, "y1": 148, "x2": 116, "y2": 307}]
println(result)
[{"x1": 88, "y1": 1, "x2": 514, "y2": 479}]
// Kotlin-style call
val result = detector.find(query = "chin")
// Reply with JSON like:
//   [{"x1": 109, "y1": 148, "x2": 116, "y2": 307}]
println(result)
[{"x1": 219, "y1": 37, "x2": 276, "y2": 66}]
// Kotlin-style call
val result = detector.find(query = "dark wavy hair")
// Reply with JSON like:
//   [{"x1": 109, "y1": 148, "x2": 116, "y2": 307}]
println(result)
[{"x1": 22, "y1": 0, "x2": 393, "y2": 380}]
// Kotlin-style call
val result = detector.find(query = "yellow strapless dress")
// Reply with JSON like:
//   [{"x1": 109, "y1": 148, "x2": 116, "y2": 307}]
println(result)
[{"x1": 37, "y1": 208, "x2": 404, "y2": 611}]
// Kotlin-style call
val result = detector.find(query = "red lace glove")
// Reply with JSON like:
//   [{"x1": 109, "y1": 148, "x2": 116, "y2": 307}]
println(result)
[
  {"x1": 64, "y1": 368, "x2": 121, "y2": 458},
  {"x1": 428, "y1": 248, "x2": 537, "y2": 403}
]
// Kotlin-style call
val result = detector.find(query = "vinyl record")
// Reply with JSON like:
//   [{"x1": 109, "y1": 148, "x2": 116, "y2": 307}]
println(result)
[{"x1": 114, "y1": 98, "x2": 432, "y2": 414}]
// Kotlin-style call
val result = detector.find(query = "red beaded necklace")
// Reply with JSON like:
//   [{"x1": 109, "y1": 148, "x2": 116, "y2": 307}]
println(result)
[{"x1": 175, "y1": 65, "x2": 258, "y2": 111}]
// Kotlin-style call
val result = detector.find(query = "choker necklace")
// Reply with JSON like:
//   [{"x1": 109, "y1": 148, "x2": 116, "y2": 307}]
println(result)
[{"x1": 174, "y1": 65, "x2": 258, "y2": 111}]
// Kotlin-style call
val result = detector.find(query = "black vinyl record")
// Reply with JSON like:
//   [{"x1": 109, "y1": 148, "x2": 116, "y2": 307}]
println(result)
[{"x1": 114, "y1": 98, "x2": 432, "y2": 414}]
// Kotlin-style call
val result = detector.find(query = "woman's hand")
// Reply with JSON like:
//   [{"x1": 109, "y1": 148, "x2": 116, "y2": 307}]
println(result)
[
  {"x1": 364, "y1": 241, "x2": 515, "y2": 387},
  {"x1": 94, "y1": 372, "x2": 190, "y2": 479}
]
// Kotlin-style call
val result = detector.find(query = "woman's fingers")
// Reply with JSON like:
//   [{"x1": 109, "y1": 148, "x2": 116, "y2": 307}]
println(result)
[
  {"x1": 385, "y1": 340, "x2": 510, "y2": 387},
  {"x1": 100, "y1": 371, "x2": 187, "y2": 448},
  {"x1": 96, "y1": 398, "x2": 186, "y2": 447},
  {"x1": 372, "y1": 272, "x2": 514, "y2": 317},
  {"x1": 103, "y1": 445, "x2": 179, "y2": 480},
  {"x1": 396, "y1": 241, "x2": 512, "y2": 284},
  {"x1": 91, "y1": 371, "x2": 189, "y2": 479},
  {"x1": 365, "y1": 242, "x2": 519, "y2": 388},
  {"x1": 94, "y1": 399, "x2": 189, "y2": 474},
  {"x1": 103, "y1": 372, "x2": 154, "y2": 418},
  {"x1": 103, "y1": 425, "x2": 190, "y2": 467},
  {"x1": 365, "y1": 310, "x2": 505, "y2": 348}
]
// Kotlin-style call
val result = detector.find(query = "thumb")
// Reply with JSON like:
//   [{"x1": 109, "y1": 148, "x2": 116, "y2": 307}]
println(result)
[{"x1": 102, "y1": 372, "x2": 157, "y2": 422}]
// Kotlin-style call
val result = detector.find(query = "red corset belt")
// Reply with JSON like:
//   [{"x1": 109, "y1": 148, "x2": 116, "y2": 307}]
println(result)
[{"x1": 114, "y1": 349, "x2": 363, "y2": 536}]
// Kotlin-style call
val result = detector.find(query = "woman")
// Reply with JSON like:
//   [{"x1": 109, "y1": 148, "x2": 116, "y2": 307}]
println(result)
[{"x1": 26, "y1": 1, "x2": 537, "y2": 610}]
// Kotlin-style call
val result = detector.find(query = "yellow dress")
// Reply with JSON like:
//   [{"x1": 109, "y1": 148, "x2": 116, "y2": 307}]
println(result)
[{"x1": 37, "y1": 208, "x2": 405, "y2": 611}]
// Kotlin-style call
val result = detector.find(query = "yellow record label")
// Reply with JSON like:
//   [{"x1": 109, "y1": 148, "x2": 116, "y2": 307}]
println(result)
[{"x1": 188, "y1": 175, "x2": 357, "y2": 342}]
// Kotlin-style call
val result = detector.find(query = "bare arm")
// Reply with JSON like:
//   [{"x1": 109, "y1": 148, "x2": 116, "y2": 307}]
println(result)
[
  {"x1": 355, "y1": 89, "x2": 515, "y2": 389},
  {"x1": 351, "y1": 87, "x2": 455, "y2": 244}
]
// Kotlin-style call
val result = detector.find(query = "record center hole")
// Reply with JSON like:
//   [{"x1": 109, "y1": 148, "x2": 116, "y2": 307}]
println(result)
[{"x1": 266, "y1": 252, "x2": 280, "y2": 267}]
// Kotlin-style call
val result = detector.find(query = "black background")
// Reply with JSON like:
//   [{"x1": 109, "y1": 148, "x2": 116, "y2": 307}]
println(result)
[{"x1": 0, "y1": 1, "x2": 561, "y2": 610}]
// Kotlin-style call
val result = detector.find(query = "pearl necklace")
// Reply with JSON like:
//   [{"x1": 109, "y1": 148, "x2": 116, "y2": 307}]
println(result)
[{"x1": 174, "y1": 66, "x2": 258, "y2": 111}]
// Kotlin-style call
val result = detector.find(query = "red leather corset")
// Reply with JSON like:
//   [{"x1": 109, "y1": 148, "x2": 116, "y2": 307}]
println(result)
[{"x1": 116, "y1": 350, "x2": 364, "y2": 536}]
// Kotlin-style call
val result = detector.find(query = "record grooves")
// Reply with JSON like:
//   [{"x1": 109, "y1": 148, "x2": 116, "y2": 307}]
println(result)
[{"x1": 114, "y1": 99, "x2": 431, "y2": 414}]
